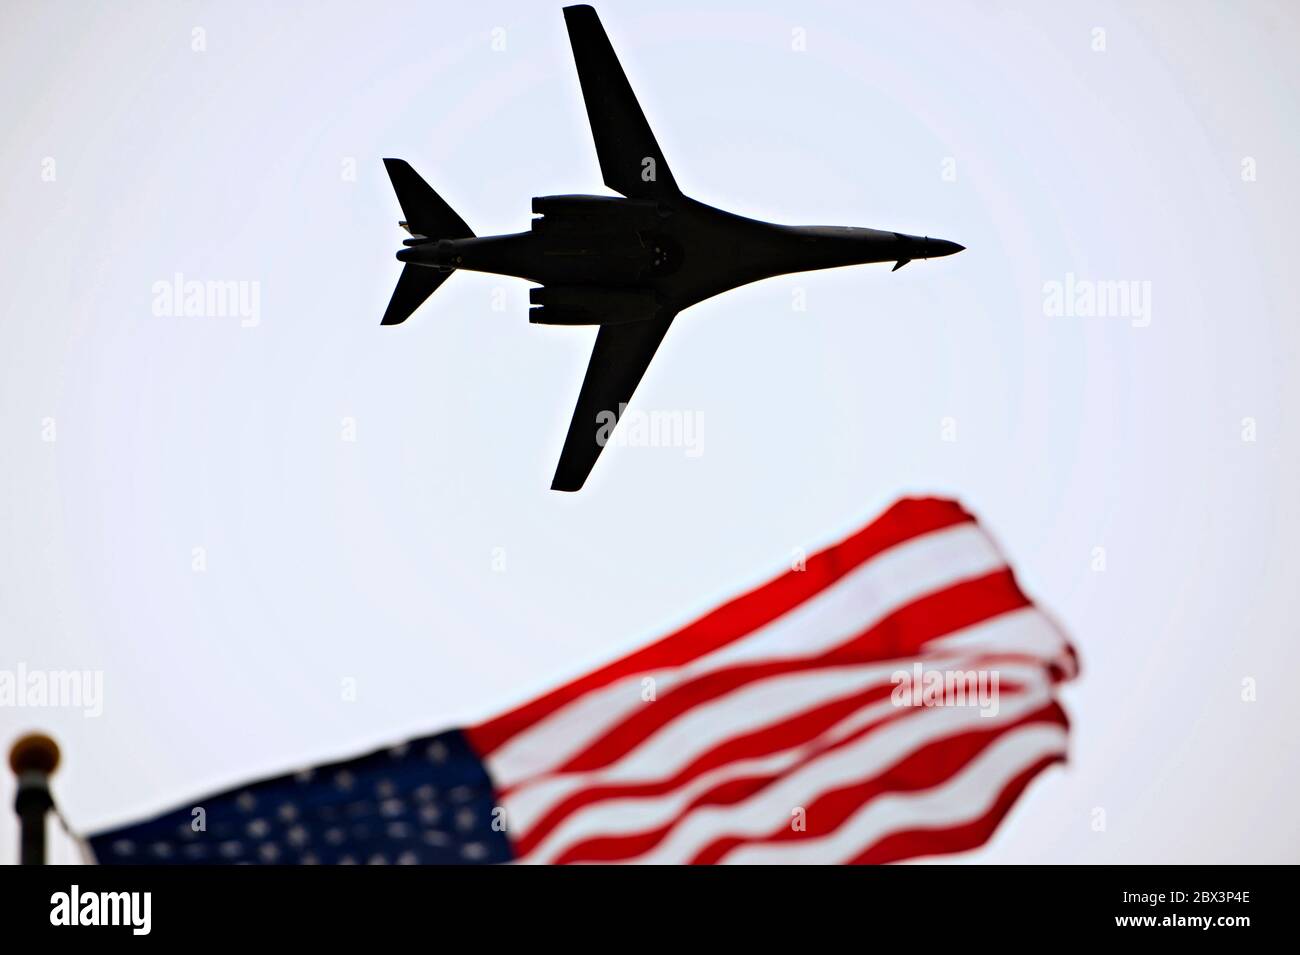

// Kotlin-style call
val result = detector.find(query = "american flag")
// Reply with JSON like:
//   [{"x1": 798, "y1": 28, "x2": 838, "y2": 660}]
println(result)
[{"x1": 89, "y1": 497, "x2": 1076, "y2": 865}]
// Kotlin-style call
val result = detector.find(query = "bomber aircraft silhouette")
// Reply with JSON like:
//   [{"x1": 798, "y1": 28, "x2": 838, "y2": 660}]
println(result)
[{"x1": 381, "y1": 4, "x2": 963, "y2": 491}]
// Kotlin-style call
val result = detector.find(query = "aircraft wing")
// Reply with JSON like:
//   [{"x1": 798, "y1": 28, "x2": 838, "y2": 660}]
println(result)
[
  {"x1": 551, "y1": 312, "x2": 677, "y2": 491},
  {"x1": 563, "y1": 5, "x2": 680, "y2": 200}
]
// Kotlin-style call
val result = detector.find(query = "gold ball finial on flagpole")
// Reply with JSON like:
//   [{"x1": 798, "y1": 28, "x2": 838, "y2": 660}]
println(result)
[{"x1": 9, "y1": 733, "x2": 61, "y2": 777}]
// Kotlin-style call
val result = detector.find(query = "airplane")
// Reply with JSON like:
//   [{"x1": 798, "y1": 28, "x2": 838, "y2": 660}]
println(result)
[{"x1": 380, "y1": 4, "x2": 964, "y2": 491}]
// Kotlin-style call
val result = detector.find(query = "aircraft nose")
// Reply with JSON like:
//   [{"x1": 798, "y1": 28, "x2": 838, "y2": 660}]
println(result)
[{"x1": 926, "y1": 238, "x2": 965, "y2": 258}]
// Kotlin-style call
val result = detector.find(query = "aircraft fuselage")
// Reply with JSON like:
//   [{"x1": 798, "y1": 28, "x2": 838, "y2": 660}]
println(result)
[{"x1": 397, "y1": 194, "x2": 963, "y2": 318}]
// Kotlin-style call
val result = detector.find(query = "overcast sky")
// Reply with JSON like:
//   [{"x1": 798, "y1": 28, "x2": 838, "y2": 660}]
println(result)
[{"x1": 2, "y1": 0, "x2": 1298, "y2": 863}]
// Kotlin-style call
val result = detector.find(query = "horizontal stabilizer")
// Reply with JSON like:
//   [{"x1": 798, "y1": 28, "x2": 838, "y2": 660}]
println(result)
[{"x1": 382, "y1": 265, "x2": 452, "y2": 326}]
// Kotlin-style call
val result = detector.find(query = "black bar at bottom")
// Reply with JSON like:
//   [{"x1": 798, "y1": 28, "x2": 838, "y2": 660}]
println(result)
[{"x1": 0, "y1": 863, "x2": 1277, "y2": 941}]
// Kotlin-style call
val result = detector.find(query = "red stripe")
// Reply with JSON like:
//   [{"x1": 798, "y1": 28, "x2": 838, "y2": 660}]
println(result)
[
  {"x1": 850, "y1": 753, "x2": 1065, "y2": 864},
  {"x1": 832, "y1": 568, "x2": 1030, "y2": 662},
  {"x1": 470, "y1": 498, "x2": 975, "y2": 756},
  {"x1": 528, "y1": 569, "x2": 1030, "y2": 779},
  {"x1": 538, "y1": 700, "x2": 1062, "y2": 863},
  {"x1": 512, "y1": 677, "x2": 1044, "y2": 856},
  {"x1": 688, "y1": 702, "x2": 1067, "y2": 864},
  {"x1": 512, "y1": 681, "x2": 907, "y2": 856}
]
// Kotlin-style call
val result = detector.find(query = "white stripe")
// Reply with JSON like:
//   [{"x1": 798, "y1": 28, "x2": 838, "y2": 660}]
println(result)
[
  {"x1": 505, "y1": 643, "x2": 1053, "y2": 837},
  {"x1": 516, "y1": 683, "x2": 1052, "y2": 863},
  {"x1": 703, "y1": 523, "x2": 1005, "y2": 670},
  {"x1": 925, "y1": 606, "x2": 1071, "y2": 669},
  {"x1": 489, "y1": 522, "x2": 1005, "y2": 788},
  {"x1": 720, "y1": 723, "x2": 1068, "y2": 864},
  {"x1": 506, "y1": 662, "x2": 910, "y2": 835}
]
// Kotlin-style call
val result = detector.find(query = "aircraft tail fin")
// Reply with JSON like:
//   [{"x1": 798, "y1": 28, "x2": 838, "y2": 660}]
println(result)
[{"x1": 382, "y1": 158, "x2": 474, "y2": 241}]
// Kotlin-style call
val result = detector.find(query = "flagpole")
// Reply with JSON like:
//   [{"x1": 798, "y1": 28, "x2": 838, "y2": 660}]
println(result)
[{"x1": 9, "y1": 733, "x2": 60, "y2": 865}]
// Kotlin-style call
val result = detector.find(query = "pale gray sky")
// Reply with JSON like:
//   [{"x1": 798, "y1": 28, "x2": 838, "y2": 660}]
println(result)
[{"x1": 2, "y1": 0, "x2": 1298, "y2": 863}]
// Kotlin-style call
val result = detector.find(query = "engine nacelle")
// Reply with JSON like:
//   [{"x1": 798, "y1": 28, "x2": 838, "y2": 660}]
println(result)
[
  {"x1": 528, "y1": 286, "x2": 658, "y2": 326},
  {"x1": 530, "y1": 195, "x2": 668, "y2": 235},
  {"x1": 532, "y1": 194, "x2": 666, "y2": 216}
]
